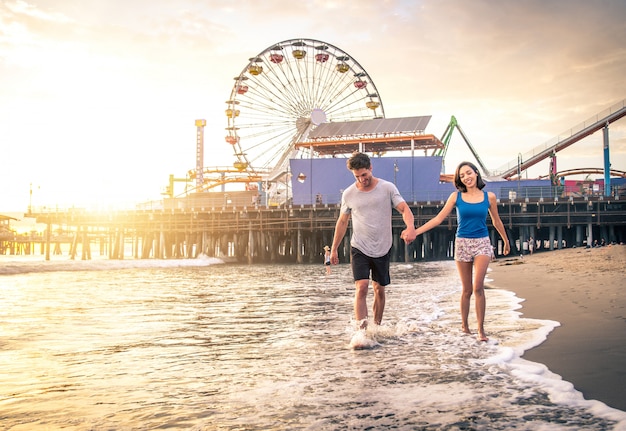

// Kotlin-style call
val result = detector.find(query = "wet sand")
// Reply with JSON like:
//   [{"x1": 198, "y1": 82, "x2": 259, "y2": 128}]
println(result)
[{"x1": 487, "y1": 245, "x2": 626, "y2": 412}]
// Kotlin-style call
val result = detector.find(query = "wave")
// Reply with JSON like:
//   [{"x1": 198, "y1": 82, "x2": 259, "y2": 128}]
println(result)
[{"x1": 0, "y1": 253, "x2": 225, "y2": 276}]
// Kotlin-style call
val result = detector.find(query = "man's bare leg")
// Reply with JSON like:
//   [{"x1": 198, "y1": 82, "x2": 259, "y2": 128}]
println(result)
[
  {"x1": 372, "y1": 282, "x2": 386, "y2": 325},
  {"x1": 354, "y1": 279, "x2": 369, "y2": 329}
]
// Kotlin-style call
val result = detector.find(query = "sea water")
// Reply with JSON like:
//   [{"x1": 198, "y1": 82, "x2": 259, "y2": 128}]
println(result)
[{"x1": 1, "y1": 255, "x2": 625, "y2": 430}]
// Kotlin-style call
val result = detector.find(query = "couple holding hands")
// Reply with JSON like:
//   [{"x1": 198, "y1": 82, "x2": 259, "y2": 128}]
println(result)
[{"x1": 329, "y1": 152, "x2": 510, "y2": 342}]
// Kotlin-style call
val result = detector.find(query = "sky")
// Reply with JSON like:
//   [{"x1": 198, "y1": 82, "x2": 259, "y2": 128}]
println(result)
[{"x1": 1, "y1": 0, "x2": 626, "y2": 214}]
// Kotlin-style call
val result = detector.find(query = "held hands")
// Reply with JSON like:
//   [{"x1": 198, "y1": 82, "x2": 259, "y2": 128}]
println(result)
[{"x1": 400, "y1": 226, "x2": 417, "y2": 244}]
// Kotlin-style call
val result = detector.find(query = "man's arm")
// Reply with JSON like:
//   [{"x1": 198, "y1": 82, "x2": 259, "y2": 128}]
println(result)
[
  {"x1": 396, "y1": 201, "x2": 416, "y2": 244},
  {"x1": 330, "y1": 212, "x2": 350, "y2": 264}
]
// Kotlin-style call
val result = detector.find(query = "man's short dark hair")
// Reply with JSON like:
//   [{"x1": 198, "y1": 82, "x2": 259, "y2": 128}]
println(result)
[{"x1": 347, "y1": 152, "x2": 371, "y2": 171}]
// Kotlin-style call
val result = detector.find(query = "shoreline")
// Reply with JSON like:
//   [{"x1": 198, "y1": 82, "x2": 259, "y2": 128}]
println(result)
[{"x1": 487, "y1": 245, "x2": 626, "y2": 412}]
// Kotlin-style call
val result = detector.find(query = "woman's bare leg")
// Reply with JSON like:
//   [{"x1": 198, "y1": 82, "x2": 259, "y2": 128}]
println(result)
[
  {"x1": 472, "y1": 255, "x2": 491, "y2": 341},
  {"x1": 456, "y1": 261, "x2": 473, "y2": 334}
]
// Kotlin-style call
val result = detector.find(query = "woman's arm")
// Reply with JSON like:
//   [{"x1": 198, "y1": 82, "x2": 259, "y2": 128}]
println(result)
[
  {"x1": 487, "y1": 192, "x2": 510, "y2": 255},
  {"x1": 415, "y1": 192, "x2": 457, "y2": 236}
]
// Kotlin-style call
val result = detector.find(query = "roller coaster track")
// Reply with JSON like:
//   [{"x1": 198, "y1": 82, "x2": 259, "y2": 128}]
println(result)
[
  {"x1": 538, "y1": 168, "x2": 626, "y2": 180},
  {"x1": 491, "y1": 99, "x2": 626, "y2": 179}
]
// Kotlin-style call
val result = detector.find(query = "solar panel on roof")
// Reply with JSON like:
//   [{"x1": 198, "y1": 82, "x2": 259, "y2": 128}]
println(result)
[{"x1": 308, "y1": 116, "x2": 432, "y2": 139}]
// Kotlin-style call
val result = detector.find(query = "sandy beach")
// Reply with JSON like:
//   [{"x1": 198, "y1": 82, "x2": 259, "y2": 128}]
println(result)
[{"x1": 487, "y1": 244, "x2": 626, "y2": 412}]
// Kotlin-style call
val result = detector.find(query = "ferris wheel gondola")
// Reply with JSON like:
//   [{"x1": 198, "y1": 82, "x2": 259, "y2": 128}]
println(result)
[{"x1": 225, "y1": 38, "x2": 385, "y2": 183}]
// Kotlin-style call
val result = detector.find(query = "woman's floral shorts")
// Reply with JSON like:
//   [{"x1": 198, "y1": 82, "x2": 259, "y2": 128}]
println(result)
[{"x1": 454, "y1": 237, "x2": 493, "y2": 262}]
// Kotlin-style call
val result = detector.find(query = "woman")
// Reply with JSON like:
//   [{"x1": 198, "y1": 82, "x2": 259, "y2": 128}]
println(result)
[{"x1": 412, "y1": 162, "x2": 510, "y2": 341}]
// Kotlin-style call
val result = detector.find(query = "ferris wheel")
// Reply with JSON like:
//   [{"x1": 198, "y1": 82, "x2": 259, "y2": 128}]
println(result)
[{"x1": 225, "y1": 38, "x2": 385, "y2": 181}]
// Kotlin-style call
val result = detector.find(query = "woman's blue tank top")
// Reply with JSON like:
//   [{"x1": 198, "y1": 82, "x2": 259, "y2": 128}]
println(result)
[{"x1": 455, "y1": 191, "x2": 490, "y2": 238}]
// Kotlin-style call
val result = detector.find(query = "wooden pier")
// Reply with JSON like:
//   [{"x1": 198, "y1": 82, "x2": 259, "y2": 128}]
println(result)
[{"x1": 7, "y1": 195, "x2": 625, "y2": 263}]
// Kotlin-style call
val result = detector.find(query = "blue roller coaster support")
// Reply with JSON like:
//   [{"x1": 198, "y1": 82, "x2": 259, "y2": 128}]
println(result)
[{"x1": 603, "y1": 123, "x2": 611, "y2": 196}]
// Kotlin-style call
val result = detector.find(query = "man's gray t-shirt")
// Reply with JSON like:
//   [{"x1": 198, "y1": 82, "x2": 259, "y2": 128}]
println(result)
[{"x1": 340, "y1": 179, "x2": 405, "y2": 258}]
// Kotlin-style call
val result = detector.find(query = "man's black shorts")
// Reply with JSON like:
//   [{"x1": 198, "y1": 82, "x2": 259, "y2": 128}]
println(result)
[{"x1": 350, "y1": 247, "x2": 392, "y2": 286}]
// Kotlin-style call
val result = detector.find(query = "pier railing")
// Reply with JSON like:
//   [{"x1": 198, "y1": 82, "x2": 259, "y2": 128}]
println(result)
[{"x1": 25, "y1": 183, "x2": 625, "y2": 217}]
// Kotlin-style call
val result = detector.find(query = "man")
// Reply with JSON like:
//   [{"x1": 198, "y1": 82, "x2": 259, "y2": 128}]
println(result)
[{"x1": 330, "y1": 152, "x2": 417, "y2": 329}]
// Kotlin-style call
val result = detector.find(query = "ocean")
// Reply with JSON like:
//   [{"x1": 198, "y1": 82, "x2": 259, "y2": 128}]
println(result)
[{"x1": 1, "y1": 255, "x2": 625, "y2": 430}]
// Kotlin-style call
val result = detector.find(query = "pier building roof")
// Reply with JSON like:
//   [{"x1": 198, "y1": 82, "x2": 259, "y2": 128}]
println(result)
[{"x1": 295, "y1": 115, "x2": 444, "y2": 156}]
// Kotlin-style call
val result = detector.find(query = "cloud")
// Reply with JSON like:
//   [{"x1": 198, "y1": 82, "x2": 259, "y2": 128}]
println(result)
[{"x1": 4, "y1": 0, "x2": 73, "y2": 23}]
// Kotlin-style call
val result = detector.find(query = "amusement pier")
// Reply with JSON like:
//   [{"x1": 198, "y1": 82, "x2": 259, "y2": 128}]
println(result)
[
  {"x1": 2, "y1": 39, "x2": 626, "y2": 263},
  {"x1": 4, "y1": 190, "x2": 625, "y2": 264}
]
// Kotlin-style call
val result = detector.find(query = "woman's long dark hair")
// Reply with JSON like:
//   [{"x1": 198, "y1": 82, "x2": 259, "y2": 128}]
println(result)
[{"x1": 454, "y1": 161, "x2": 486, "y2": 192}]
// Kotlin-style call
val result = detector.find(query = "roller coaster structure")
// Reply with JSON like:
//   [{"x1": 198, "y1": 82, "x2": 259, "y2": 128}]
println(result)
[{"x1": 491, "y1": 99, "x2": 626, "y2": 183}]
